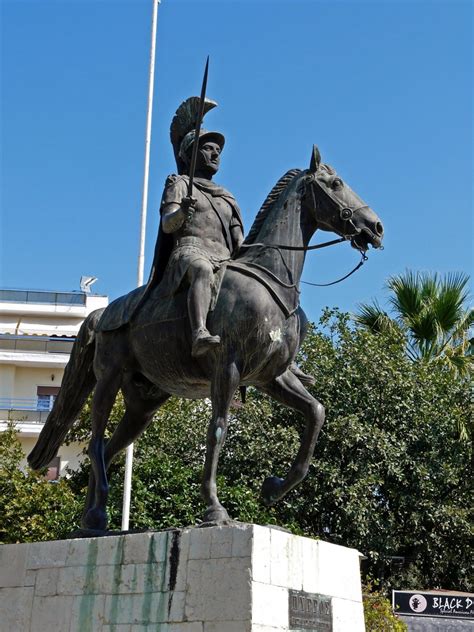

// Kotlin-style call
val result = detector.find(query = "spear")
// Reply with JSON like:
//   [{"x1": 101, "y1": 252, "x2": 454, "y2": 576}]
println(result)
[{"x1": 187, "y1": 56, "x2": 210, "y2": 196}]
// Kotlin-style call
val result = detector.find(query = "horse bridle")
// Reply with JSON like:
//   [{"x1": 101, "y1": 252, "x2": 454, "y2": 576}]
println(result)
[
  {"x1": 304, "y1": 171, "x2": 370, "y2": 241},
  {"x1": 239, "y1": 172, "x2": 371, "y2": 286}
]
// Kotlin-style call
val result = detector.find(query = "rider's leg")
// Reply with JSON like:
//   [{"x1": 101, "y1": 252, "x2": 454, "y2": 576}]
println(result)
[{"x1": 187, "y1": 259, "x2": 221, "y2": 356}]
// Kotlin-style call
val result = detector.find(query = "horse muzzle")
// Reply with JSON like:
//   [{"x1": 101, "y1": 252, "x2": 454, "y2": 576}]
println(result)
[{"x1": 350, "y1": 215, "x2": 384, "y2": 251}]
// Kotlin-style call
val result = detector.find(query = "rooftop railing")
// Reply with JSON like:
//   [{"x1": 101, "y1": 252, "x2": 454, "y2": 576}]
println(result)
[{"x1": 0, "y1": 289, "x2": 87, "y2": 306}]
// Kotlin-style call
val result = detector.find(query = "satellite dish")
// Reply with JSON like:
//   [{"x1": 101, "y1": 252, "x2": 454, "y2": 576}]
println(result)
[{"x1": 80, "y1": 276, "x2": 98, "y2": 293}]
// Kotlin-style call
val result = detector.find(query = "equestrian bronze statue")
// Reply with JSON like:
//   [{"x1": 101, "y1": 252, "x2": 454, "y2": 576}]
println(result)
[{"x1": 29, "y1": 95, "x2": 384, "y2": 531}]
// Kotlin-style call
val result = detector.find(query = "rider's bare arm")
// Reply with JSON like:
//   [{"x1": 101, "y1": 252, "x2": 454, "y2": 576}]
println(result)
[
  {"x1": 161, "y1": 197, "x2": 196, "y2": 234},
  {"x1": 230, "y1": 223, "x2": 244, "y2": 254}
]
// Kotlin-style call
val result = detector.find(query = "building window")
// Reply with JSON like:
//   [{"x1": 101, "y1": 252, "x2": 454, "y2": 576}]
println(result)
[{"x1": 36, "y1": 386, "x2": 60, "y2": 411}]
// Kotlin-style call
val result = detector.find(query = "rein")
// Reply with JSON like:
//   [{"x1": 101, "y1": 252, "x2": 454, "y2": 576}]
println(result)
[
  {"x1": 301, "y1": 251, "x2": 367, "y2": 287},
  {"x1": 264, "y1": 236, "x2": 347, "y2": 251},
  {"x1": 239, "y1": 235, "x2": 346, "y2": 252},
  {"x1": 239, "y1": 240, "x2": 368, "y2": 287}
]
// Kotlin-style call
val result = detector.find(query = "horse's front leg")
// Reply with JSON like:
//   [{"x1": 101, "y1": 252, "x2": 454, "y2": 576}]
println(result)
[
  {"x1": 201, "y1": 359, "x2": 241, "y2": 524},
  {"x1": 259, "y1": 369, "x2": 325, "y2": 506}
]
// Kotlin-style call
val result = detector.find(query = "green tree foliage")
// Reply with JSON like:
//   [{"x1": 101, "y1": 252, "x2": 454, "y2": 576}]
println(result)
[
  {"x1": 355, "y1": 271, "x2": 473, "y2": 376},
  {"x1": 363, "y1": 583, "x2": 407, "y2": 631},
  {"x1": 292, "y1": 310, "x2": 471, "y2": 590},
  {"x1": 0, "y1": 424, "x2": 80, "y2": 543}
]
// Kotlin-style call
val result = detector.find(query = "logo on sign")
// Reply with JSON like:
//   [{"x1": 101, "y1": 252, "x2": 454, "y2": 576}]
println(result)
[{"x1": 409, "y1": 594, "x2": 428, "y2": 613}]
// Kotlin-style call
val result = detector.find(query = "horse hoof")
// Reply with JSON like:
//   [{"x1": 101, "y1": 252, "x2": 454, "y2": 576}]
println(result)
[
  {"x1": 261, "y1": 476, "x2": 285, "y2": 507},
  {"x1": 82, "y1": 508, "x2": 108, "y2": 531},
  {"x1": 202, "y1": 507, "x2": 231, "y2": 524}
]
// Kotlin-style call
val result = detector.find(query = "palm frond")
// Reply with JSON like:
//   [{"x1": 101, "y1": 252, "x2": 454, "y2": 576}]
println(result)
[
  {"x1": 387, "y1": 271, "x2": 423, "y2": 321},
  {"x1": 353, "y1": 301, "x2": 396, "y2": 334},
  {"x1": 419, "y1": 272, "x2": 439, "y2": 303},
  {"x1": 432, "y1": 272, "x2": 470, "y2": 333},
  {"x1": 409, "y1": 311, "x2": 438, "y2": 351},
  {"x1": 441, "y1": 271, "x2": 470, "y2": 299}
]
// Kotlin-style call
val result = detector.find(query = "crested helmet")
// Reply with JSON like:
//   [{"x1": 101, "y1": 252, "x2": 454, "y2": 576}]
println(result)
[
  {"x1": 170, "y1": 96, "x2": 225, "y2": 175},
  {"x1": 178, "y1": 129, "x2": 225, "y2": 164}
]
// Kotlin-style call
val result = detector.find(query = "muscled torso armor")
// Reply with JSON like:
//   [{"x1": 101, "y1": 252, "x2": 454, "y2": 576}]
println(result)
[{"x1": 154, "y1": 175, "x2": 244, "y2": 295}]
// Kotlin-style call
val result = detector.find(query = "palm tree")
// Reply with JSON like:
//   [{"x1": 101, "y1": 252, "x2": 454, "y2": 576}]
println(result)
[
  {"x1": 355, "y1": 271, "x2": 472, "y2": 442},
  {"x1": 355, "y1": 271, "x2": 473, "y2": 373}
]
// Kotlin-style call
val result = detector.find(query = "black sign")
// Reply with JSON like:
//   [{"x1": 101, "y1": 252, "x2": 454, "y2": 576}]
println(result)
[
  {"x1": 393, "y1": 591, "x2": 474, "y2": 620},
  {"x1": 289, "y1": 590, "x2": 332, "y2": 631}
]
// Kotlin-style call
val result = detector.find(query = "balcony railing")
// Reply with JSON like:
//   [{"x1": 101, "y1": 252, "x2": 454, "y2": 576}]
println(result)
[
  {"x1": 0, "y1": 289, "x2": 86, "y2": 306},
  {"x1": 0, "y1": 335, "x2": 74, "y2": 355},
  {"x1": 0, "y1": 398, "x2": 57, "y2": 425},
  {"x1": 0, "y1": 397, "x2": 54, "y2": 412},
  {"x1": 0, "y1": 412, "x2": 50, "y2": 426}
]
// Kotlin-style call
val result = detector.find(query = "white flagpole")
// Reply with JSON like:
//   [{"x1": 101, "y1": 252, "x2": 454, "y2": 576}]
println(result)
[{"x1": 122, "y1": 0, "x2": 161, "y2": 532}]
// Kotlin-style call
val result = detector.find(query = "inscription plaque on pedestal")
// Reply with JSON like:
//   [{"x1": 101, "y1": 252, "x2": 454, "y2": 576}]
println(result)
[{"x1": 289, "y1": 589, "x2": 333, "y2": 631}]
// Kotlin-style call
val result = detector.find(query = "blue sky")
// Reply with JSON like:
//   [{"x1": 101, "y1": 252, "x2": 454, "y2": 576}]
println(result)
[{"x1": 1, "y1": 0, "x2": 472, "y2": 322}]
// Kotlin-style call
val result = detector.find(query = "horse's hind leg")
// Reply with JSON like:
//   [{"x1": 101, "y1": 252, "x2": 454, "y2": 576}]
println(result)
[
  {"x1": 201, "y1": 360, "x2": 241, "y2": 524},
  {"x1": 83, "y1": 371, "x2": 121, "y2": 530},
  {"x1": 259, "y1": 369, "x2": 325, "y2": 506},
  {"x1": 82, "y1": 380, "x2": 169, "y2": 529}
]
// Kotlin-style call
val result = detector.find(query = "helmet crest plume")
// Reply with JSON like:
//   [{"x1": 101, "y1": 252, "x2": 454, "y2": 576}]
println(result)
[{"x1": 170, "y1": 97, "x2": 220, "y2": 175}]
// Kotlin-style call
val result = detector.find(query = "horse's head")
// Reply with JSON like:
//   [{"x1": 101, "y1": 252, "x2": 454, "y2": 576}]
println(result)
[{"x1": 302, "y1": 145, "x2": 384, "y2": 252}]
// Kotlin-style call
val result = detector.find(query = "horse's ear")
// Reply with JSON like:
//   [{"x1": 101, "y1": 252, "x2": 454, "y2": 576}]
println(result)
[{"x1": 310, "y1": 145, "x2": 321, "y2": 172}]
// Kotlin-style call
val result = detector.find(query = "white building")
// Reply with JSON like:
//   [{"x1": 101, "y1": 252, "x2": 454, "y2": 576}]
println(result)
[{"x1": 0, "y1": 287, "x2": 108, "y2": 478}]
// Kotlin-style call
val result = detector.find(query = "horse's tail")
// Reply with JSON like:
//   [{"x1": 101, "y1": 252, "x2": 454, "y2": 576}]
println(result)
[{"x1": 28, "y1": 308, "x2": 104, "y2": 470}]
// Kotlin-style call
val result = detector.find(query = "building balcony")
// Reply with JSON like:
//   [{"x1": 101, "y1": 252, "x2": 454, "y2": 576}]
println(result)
[
  {"x1": 0, "y1": 396, "x2": 57, "y2": 412},
  {"x1": 0, "y1": 289, "x2": 87, "y2": 306},
  {"x1": 0, "y1": 288, "x2": 108, "y2": 321},
  {"x1": 1, "y1": 397, "x2": 51, "y2": 423},
  {"x1": 0, "y1": 398, "x2": 59, "y2": 436},
  {"x1": 0, "y1": 333, "x2": 73, "y2": 368},
  {"x1": 0, "y1": 350, "x2": 70, "y2": 368},
  {"x1": 0, "y1": 334, "x2": 74, "y2": 354}
]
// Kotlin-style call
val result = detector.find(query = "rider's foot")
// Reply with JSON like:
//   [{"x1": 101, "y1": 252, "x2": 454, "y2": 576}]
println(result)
[
  {"x1": 191, "y1": 328, "x2": 221, "y2": 357},
  {"x1": 290, "y1": 362, "x2": 316, "y2": 387}
]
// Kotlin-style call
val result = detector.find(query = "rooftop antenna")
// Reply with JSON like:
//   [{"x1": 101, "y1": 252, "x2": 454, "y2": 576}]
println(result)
[{"x1": 80, "y1": 276, "x2": 98, "y2": 293}]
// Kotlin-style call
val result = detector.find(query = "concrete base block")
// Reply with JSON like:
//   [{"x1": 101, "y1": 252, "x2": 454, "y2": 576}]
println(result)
[{"x1": 0, "y1": 524, "x2": 365, "y2": 631}]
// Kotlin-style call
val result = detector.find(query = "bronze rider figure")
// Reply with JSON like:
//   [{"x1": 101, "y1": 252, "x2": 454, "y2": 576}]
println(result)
[{"x1": 146, "y1": 97, "x2": 244, "y2": 358}]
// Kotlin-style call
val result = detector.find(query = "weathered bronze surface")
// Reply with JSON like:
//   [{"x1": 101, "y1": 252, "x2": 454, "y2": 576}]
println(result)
[{"x1": 28, "y1": 94, "x2": 384, "y2": 531}]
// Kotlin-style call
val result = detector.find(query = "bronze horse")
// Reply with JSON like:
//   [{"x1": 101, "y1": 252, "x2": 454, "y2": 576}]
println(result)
[{"x1": 29, "y1": 146, "x2": 384, "y2": 530}]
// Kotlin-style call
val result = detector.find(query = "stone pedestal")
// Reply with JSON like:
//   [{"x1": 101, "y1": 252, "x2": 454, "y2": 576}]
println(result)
[{"x1": 0, "y1": 523, "x2": 365, "y2": 631}]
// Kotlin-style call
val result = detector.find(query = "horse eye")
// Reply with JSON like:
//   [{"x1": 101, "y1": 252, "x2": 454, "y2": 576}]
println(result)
[{"x1": 332, "y1": 178, "x2": 343, "y2": 189}]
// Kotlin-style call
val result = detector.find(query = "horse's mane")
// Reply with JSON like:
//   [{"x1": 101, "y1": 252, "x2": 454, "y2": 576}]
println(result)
[{"x1": 244, "y1": 168, "x2": 302, "y2": 245}]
